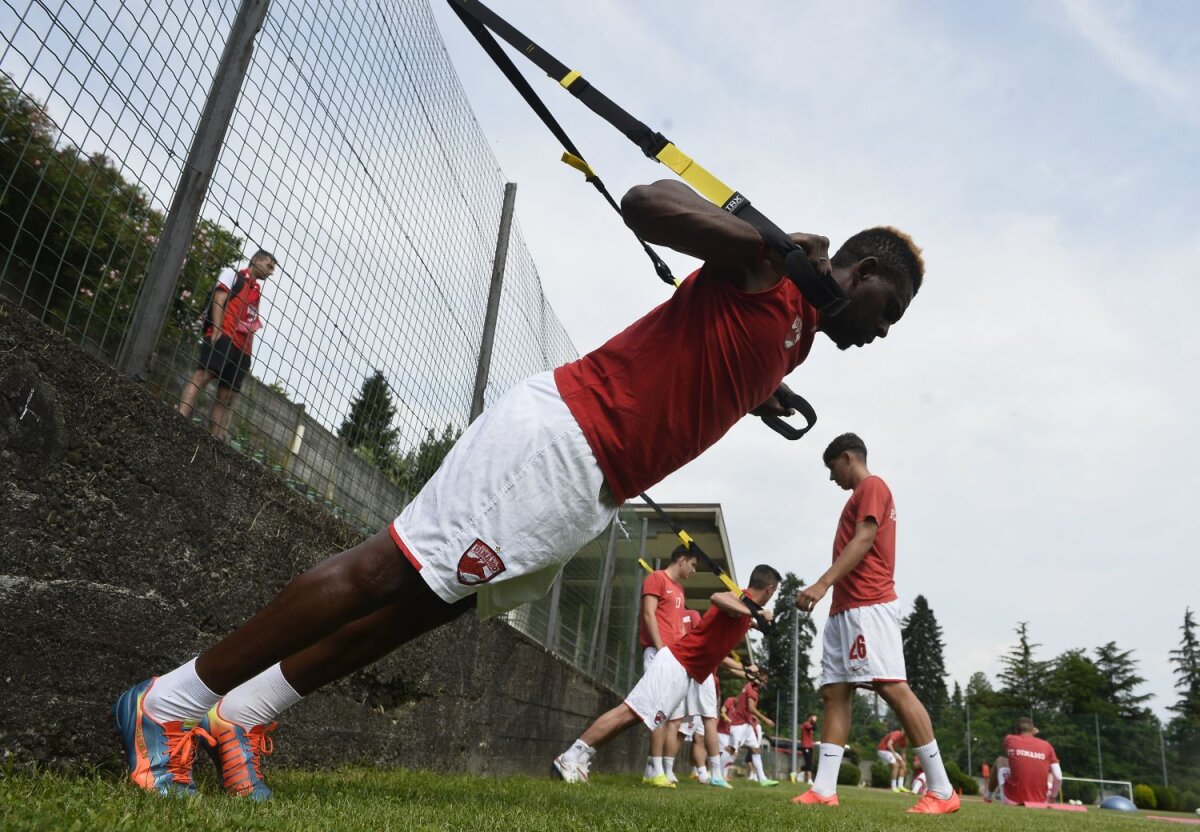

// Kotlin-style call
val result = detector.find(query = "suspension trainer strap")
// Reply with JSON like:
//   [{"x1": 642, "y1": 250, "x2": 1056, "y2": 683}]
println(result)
[
  {"x1": 446, "y1": 0, "x2": 850, "y2": 316},
  {"x1": 639, "y1": 491, "x2": 775, "y2": 634},
  {"x1": 448, "y1": 1, "x2": 675, "y2": 285}
]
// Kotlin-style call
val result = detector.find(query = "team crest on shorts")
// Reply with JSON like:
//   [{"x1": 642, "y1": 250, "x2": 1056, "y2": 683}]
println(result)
[
  {"x1": 456, "y1": 539, "x2": 506, "y2": 585},
  {"x1": 654, "y1": 710, "x2": 666, "y2": 726}
]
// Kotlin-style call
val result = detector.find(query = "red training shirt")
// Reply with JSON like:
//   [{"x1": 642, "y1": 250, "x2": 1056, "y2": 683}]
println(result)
[
  {"x1": 669, "y1": 604, "x2": 753, "y2": 682},
  {"x1": 800, "y1": 720, "x2": 815, "y2": 749},
  {"x1": 638, "y1": 570, "x2": 687, "y2": 649},
  {"x1": 731, "y1": 682, "x2": 758, "y2": 726},
  {"x1": 215, "y1": 268, "x2": 264, "y2": 355},
  {"x1": 878, "y1": 730, "x2": 907, "y2": 751},
  {"x1": 718, "y1": 696, "x2": 736, "y2": 735},
  {"x1": 1002, "y1": 734, "x2": 1059, "y2": 805},
  {"x1": 830, "y1": 475, "x2": 898, "y2": 615},
  {"x1": 554, "y1": 266, "x2": 819, "y2": 503}
]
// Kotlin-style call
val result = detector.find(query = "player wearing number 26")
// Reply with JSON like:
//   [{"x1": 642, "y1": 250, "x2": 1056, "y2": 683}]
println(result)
[{"x1": 791, "y1": 433, "x2": 959, "y2": 814}]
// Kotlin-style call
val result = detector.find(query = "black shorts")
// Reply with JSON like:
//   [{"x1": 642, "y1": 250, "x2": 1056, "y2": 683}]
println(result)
[
  {"x1": 198, "y1": 335, "x2": 252, "y2": 392},
  {"x1": 802, "y1": 747, "x2": 814, "y2": 771}
]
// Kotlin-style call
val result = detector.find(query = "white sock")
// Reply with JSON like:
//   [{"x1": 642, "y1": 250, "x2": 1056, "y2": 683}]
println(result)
[
  {"x1": 218, "y1": 663, "x2": 302, "y2": 727},
  {"x1": 562, "y1": 738, "x2": 593, "y2": 764},
  {"x1": 708, "y1": 755, "x2": 721, "y2": 779},
  {"x1": 915, "y1": 740, "x2": 952, "y2": 799},
  {"x1": 751, "y1": 752, "x2": 767, "y2": 781},
  {"x1": 645, "y1": 756, "x2": 654, "y2": 778},
  {"x1": 892, "y1": 777, "x2": 900, "y2": 789},
  {"x1": 650, "y1": 756, "x2": 664, "y2": 777},
  {"x1": 813, "y1": 743, "x2": 844, "y2": 796},
  {"x1": 142, "y1": 658, "x2": 221, "y2": 722},
  {"x1": 664, "y1": 757, "x2": 676, "y2": 778},
  {"x1": 696, "y1": 766, "x2": 710, "y2": 784}
]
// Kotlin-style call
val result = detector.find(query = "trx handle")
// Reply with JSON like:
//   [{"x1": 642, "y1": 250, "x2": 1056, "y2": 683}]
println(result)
[
  {"x1": 639, "y1": 492, "x2": 776, "y2": 635},
  {"x1": 761, "y1": 387, "x2": 818, "y2": 441},
  {"x1": 446, "y1": 0, "x2": 850, "y2": 317}
]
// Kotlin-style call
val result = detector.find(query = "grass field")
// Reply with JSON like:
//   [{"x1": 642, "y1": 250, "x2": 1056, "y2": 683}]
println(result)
[{"x1": 1, "y1": 767, "x2": 1191, "y2": 832}]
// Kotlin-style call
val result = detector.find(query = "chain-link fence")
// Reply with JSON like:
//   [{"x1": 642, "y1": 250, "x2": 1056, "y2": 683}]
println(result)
[
  {"x1": 1, "y1": 0, "x2": 575, "y2": 532},
  {"x1": 0, "y1": 0, "x2": 685, "y2": 700}
]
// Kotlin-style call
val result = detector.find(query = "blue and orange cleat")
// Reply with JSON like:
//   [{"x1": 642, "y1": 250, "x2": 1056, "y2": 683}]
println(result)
[
  {"x1": 111, "y1": 678, "x2": 212, "y2": 796},
  {"x1": 200, "y1": 706, "x2": 277, "y2": 800}
]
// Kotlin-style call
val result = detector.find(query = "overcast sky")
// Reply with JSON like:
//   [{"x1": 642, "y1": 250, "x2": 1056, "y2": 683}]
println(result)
[{"x1": 425, "y1": 0, "x2": 1200, "y2": 719}]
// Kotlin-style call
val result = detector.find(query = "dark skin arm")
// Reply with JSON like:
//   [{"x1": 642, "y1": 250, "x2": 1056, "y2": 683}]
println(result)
[
  {"x1": 623, "y1": 181, "x2": 828, "y2": 415},
  {"x1": 621, "y1": 180, "x2": 830, "y2": 294}
]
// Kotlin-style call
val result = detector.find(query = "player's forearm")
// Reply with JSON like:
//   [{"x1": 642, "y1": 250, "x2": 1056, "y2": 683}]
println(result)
[
  {"x1": 710, "y1": 591, "x2": 751, "y2": 617},
  {"x1": 817, "y1": 538, "x2": 872, "y2": 589},
  {"x1": 622, "y1": 180, "x2": 761, "y2": 264},
  {"x1": 1048, "y1": 763, "x2": 1062, "y2": 798}
]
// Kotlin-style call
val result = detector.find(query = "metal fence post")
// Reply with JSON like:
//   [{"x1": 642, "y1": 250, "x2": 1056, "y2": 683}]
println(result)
[
  {"x1": 469, "y1": 182, "x2": 517, "y2": 422},
  {"x1": 589, "y1": 517, "x2": 620, "y2": 677},
  {"x1": 116, "y1": 0, "x2": 272, "y2": 379},
  {"x1": 791, "y1": 608, "x2": 799, "y2": 778},
  {"x1": 545, "y1": 572, "x2": 563, "y2": 653}
]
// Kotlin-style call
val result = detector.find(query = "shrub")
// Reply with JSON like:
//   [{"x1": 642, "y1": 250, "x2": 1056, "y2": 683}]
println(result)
[
  {"x1": 838, "y1": 762, "x2": 861, "y2": 786},
  {"x1": 1133, "y1": 784, "x2": 1157, "y2": 810},
  {"x1": 1062, "y1": 779, "x2": 1098, "y2": 805},
  {"x1": 944, "y1": 760, "x2": 980, "y2": 796},
  {"x1": 1182, "y1": 791, "x2": 1199, "y2": 812},
  {"x1": 843, "y1": 745, "x2": 861, "y2": 765},
  {"x1": 870, "y1": 762, "x2": 891, "y2": 788},
  {"x1": 1152, "y1": 784, "x2": 1182, "y2": 812}
]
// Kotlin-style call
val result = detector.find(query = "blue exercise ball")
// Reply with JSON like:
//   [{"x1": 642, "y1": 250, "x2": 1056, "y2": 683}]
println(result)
[{"x1": 1099, "y1": 796, "x2": 1137, "y2": 812}]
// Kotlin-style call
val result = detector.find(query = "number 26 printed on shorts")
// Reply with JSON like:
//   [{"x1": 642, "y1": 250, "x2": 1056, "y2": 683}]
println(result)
[{"x1": 848, "y1": 634, "x2": 868, "y2": 661}]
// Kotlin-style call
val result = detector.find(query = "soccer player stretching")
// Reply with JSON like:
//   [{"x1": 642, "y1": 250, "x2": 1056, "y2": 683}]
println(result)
[
  {"x1": 111, "y1": 180, "x2": 923, "y2": 799},
  {"x1": 553, "y1": 566, "x2": 780, "y2": 782},
  {"x1": 793, "y1": 434, "x2": 959, "y2": 814}
]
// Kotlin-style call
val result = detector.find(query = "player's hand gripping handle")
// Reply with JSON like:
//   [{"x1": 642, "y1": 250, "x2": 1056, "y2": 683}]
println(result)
[{"x1": 760, "y1": 387, "x2": 817, "y2": 441}]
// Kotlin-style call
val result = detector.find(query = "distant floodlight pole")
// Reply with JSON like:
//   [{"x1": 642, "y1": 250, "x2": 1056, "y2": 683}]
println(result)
[
  {"x1": 470, "y1": 182, "x2": 517, "y2": 422},
  {"x1": 117, "y1": 0, "x2": 271, "y2": 378},
  {"x1": 965, "y1": 699, "x2": 972, "y2": 777},
  {"x1": 1095, "y1": 713, "x2": 1103, "y2": 781},
  {"x1": 790, "y1": 608, "x2": 799, "y2": 777},
  {"x1": 1159, "y1": 723, "x2": 1169, "y2": 787}
]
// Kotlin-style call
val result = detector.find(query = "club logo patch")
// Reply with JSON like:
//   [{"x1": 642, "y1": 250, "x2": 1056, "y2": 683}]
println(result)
[
  {"x1": 654, "y1": 710, "x2": 667, "y2": 726},
  {"x1": 456, "y1": 539, "x2": 506, "y2": 586}
]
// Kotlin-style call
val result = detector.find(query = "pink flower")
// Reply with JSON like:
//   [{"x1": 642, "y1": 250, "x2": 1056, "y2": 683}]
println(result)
[
  {"x1": 180, "y1": 289, "x2": 192, "y2": 299},
  {"x1": 80, "y1": 287, "x2": 94, "y2": 298}
]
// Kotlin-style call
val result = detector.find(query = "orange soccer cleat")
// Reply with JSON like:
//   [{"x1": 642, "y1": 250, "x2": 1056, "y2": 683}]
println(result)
[
  {"x1": 792, "y1": 788, "x2": 840, "y2": 806},
  {"x1": 112, "y1": 678, "x2": 213, "y2": 796},
  {"x1": 200, "y1": 707, "x2": 278, "y2": 800},
  {"x1": 907, "y1": 791, "x2": 962, "y2": 814}
]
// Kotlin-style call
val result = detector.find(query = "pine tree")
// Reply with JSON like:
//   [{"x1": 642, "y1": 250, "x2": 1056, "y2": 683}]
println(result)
[
  {"x1": 1093, "y1": 642, "x2": 1153, "y2": 718},
  {"x1": 901, "y1": 594, "x2": 949, "y2": 705},
  {"x1": 761, "y1": 572, "x2": 817, "y2": 734},
  {"x1": 1167, "y1": 608, "x2": 1200, "y2": 778},
  {"x1": 998, "y1": 622, "x2": 1049, "y2": 715},
  {"x1": 398, "y1": 424, "x2": 462, "y2": 494},
  {"x1": 338, "y1": 370, "x2": 400, "y2": 473}
]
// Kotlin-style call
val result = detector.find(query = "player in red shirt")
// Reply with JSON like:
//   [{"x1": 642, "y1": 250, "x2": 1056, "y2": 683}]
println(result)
[
  {"x1": 730, "y1": 677, "x2": 778, "y2": 786},
  {"x1": 177, "y1": 249, "x2": 275, "y2": 441},
  {"x1": 553, "y1": 566, "x2": 780, "y2": 783},
  {"x1": 986, "y1": 718, "x2": 1062, "y2": 805},
  {"x1": 798, "y1": 714, "x2": 817, "y2": 784},
  {"x1": 114, "y1": 181, "x2": 923, "y2": 798},
  {"x1": 792, "y1": 434, "x2": 959, "y2": 815},
  {"x1": 877, "y1": 729, "x2": 909, "y2": 792},
  {"x1": 637, "y1": 545, "x2": 697, "y2": 786}
]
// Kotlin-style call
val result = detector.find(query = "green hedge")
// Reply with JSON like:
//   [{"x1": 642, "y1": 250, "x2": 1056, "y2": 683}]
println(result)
[
  {"x1": 870, "y1": 762, "x2": 891, "y2": 788},
  {"x1": 1133, "y1": 784, "x2": 1156, "y2": 810},
  {"x1": 838, "y1": 762, "x2": 861, "y2": 786}
]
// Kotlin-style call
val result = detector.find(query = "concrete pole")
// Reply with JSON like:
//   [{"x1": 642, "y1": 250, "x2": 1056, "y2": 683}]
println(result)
[
  {"x1": 965, "y1": 700, "x2": 972, "y2": 778},
  {"x1": 1095, "y1": 713, "x2": 1104, "y2": 781},
  {"x1": 791, "y1": 609, "x2": 799, "y2": 778},
  {"x1": 469, "y1": 182, "x2": 517, "y2": 423},
  {"x1": 117, "y1": 0, "x2": 271, "y2": 379},
  {"x1": 1159, "y1": 723, "x2": 1169, "y2": 787}
]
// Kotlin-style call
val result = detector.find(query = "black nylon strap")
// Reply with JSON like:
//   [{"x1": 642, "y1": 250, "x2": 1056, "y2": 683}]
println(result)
[{"x1": 449, "y1": 1, "x2": 675, "y2": 285}]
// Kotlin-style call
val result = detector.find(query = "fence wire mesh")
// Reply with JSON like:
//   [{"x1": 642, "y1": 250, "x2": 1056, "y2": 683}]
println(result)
[
  {"x1": 0, "y1": 0, "x2": 678, "y2": 697},
  {"x1": 0, "y1": 0, "x2": 576, "y2": 533}
]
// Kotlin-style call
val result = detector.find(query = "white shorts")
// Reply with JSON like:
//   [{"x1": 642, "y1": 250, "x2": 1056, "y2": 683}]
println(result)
[
  {"x1": 391, "y1": 372, "x2": 617, "y2": 617},
  {"x1": 679, "y1": 715, "x2": 701, "y2": 738},
  {"x1": 624, "y1": 647, "x2": 691, "y2": 731},
  {"x1": 730, "y1": 723, "x2": 760, "y2": 751},
  {"x1": 684, "y1": 675, "x2": 719, "y2": 720},
  {"x1": 878, "y1": 749, "x2": 898, "y2": 765},
  {"x1": 718, "y1": 732, "x2": 732, "y2": 751},
  {"x1": 754, "y1": 724, "x2": 764, "y2": 746},
  {"x1": 820, "y1": 600, "x2": 907, "y2": 686}
]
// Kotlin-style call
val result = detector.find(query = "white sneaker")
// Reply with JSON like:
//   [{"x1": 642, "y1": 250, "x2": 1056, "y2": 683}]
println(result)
[
  {"x1": 578, "y1": 758, "x2": 591, "y2": 783},
  {"x1": 552, "y1": 755, "x2": 584, "y2": 784}
]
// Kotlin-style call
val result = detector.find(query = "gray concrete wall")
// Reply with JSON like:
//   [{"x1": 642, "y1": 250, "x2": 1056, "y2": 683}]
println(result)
[{"x1": 0, "y1": 298, "x2": 641, "y2": 776}]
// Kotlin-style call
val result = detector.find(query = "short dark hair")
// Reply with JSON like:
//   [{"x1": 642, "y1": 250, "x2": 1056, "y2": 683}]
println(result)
[
  {"x1": 669, "y1": 544, "x2": 696, "y2": 564},
  {"x1": 748, "y1": 564, "x2": 782, "y2": 590},
  {"x1": 823, "y1": 433, "x2": 867, "y2": 466},
  {"x1": 832, "y1": 226, "x2": 924, "y2": 296},
  {"x1": 1015, "y1": 717, "x2": 1036, "y2": 734},
  {"x1": 251, "y1": 249, "x2": 276, "y2": 265}
]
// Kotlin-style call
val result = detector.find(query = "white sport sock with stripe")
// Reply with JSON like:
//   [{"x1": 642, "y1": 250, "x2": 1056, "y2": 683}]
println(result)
[
  {"x1": 142, "y1": 657, "x2": 221, "y2": 723},
  {"x1": 218, "y1": 663, "x2": 303, "y2": 727},
  {"x1": 915, "y1": 740, "x2": 953, "y2": 799},
  {"x1": 812, "y1": 743, "x2": 844, "y2": 797}
]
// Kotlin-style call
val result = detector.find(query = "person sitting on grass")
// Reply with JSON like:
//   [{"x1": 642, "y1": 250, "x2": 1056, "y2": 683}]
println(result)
[{"x1": 552, "y1": 565, "x2": 781, "y2": 784}]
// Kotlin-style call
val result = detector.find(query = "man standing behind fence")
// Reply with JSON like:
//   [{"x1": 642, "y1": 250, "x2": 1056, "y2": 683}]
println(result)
[{"x1": 177, "y1": 250, "x2": 275, "y2": 440}]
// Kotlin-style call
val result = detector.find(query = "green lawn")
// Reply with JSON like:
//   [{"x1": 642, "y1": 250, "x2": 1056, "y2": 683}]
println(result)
[{"x1": 0, "y1": 767, "x2": 1185, "y2": 832}]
